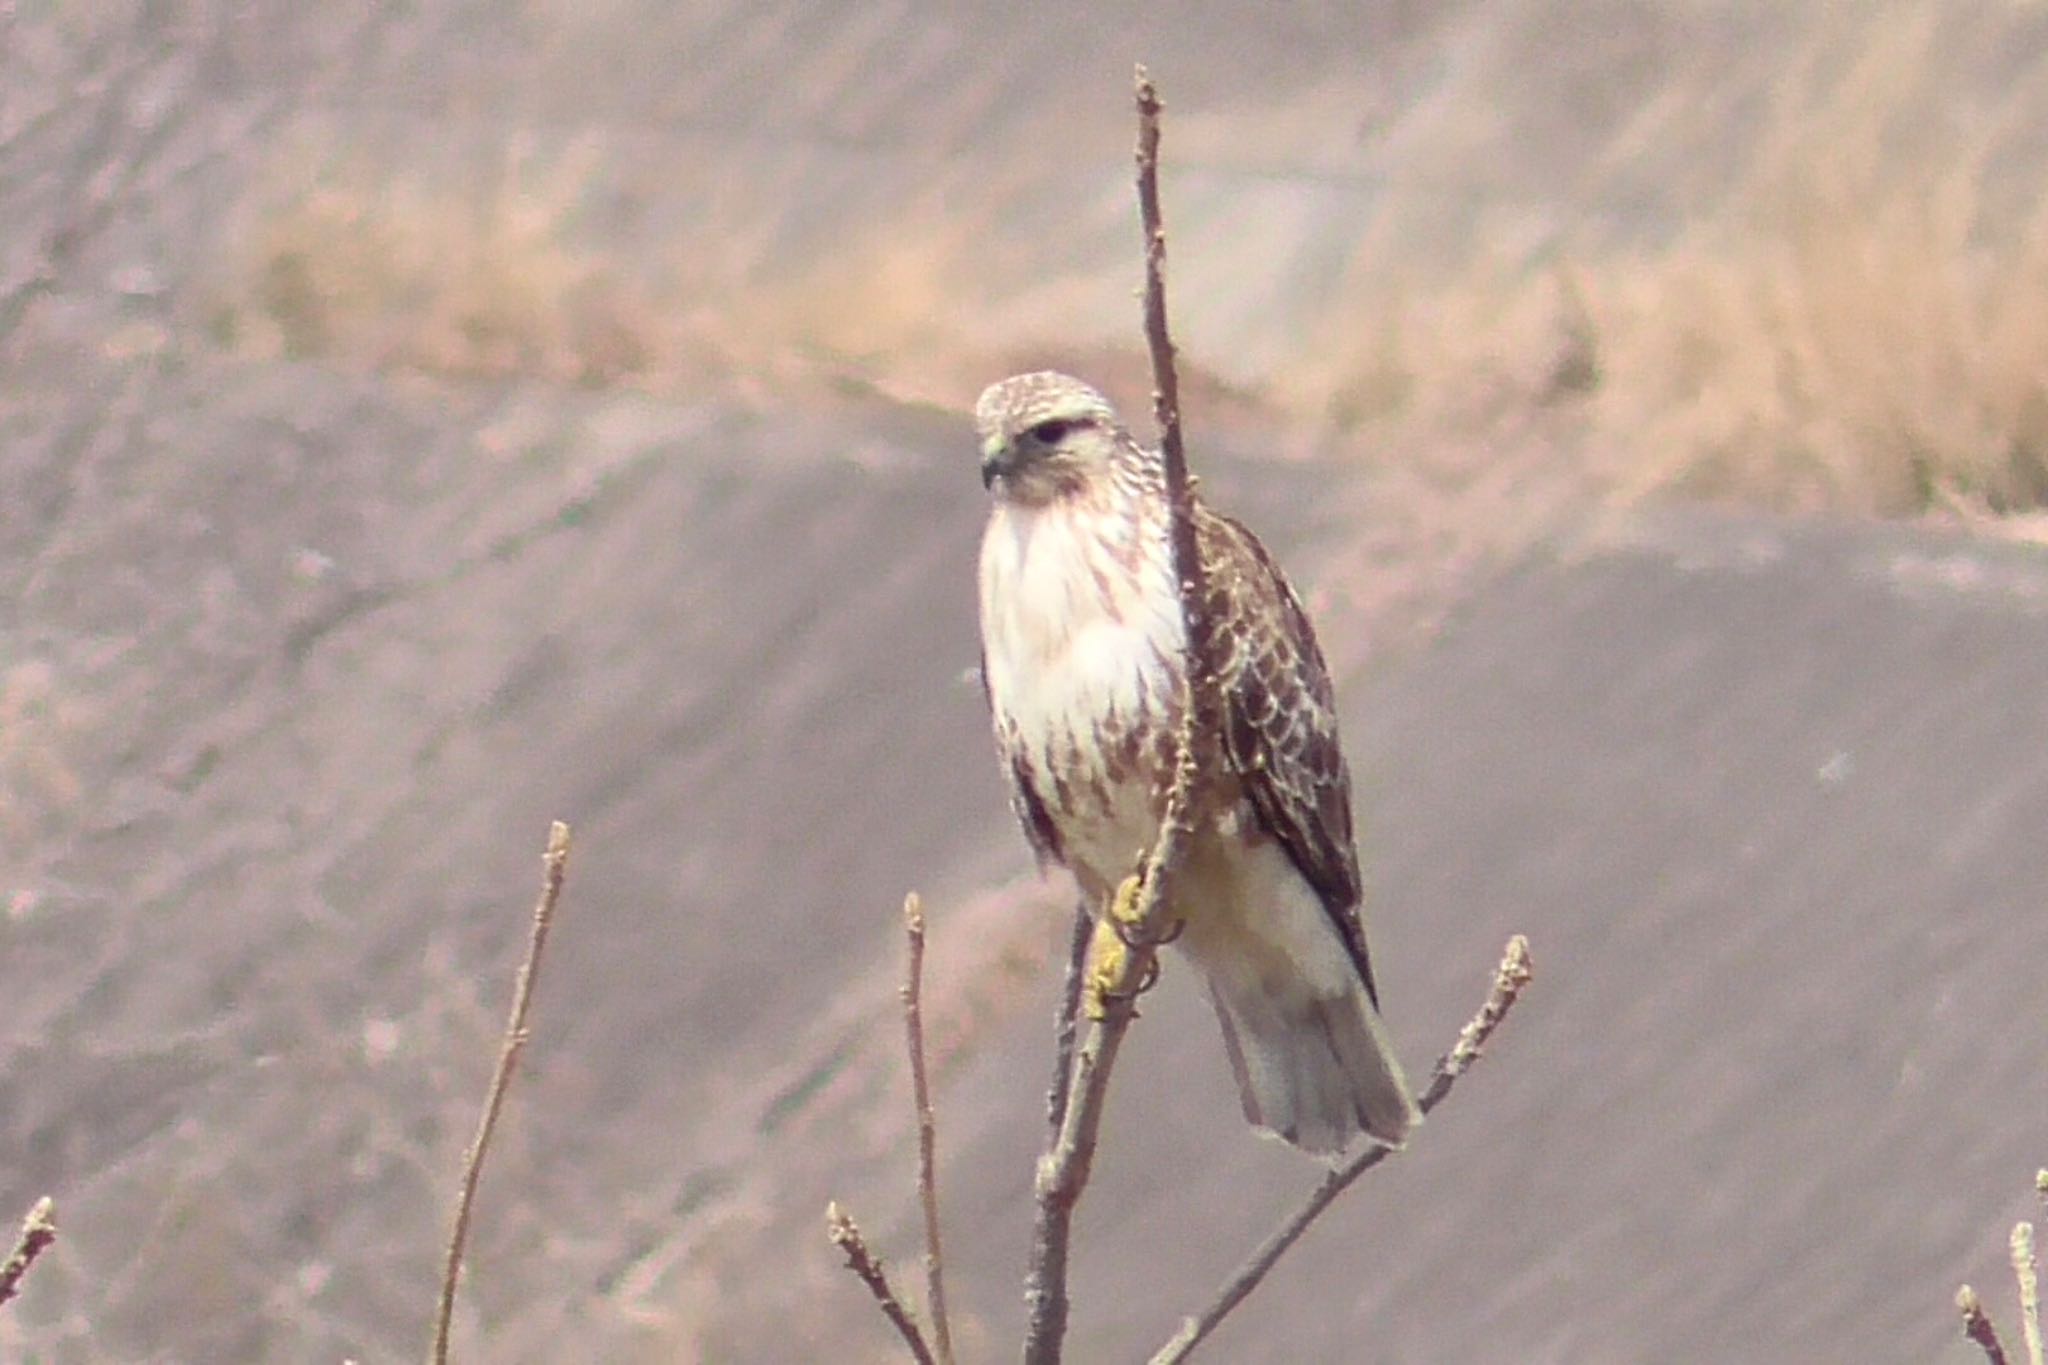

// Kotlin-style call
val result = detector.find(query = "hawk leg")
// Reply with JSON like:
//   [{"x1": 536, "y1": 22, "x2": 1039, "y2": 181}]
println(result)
[{"x1": 1085, "y1": 873, "x2": 1163, "y2": 1019}]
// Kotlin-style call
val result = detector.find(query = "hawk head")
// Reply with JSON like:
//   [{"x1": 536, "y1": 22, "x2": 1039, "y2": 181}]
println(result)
[{"x1": 974, "y1": 371, "x2": 1131, "y2": 506}]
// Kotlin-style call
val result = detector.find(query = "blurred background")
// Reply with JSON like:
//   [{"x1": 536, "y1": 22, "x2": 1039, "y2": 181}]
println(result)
[{"x1": 5, "y1": 1, "x2": 2048, "y2": 1360}]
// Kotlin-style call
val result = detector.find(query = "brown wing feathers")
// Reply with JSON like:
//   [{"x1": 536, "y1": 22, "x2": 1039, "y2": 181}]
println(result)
[{"x1": 1199, "y1": 510, "x2": 1382, "y2": 1009}]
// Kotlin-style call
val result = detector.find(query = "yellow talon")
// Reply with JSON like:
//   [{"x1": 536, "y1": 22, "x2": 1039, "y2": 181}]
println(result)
[
  {"x1": 1084, "y1": 913, "x2": 1127, "y2": 1020},
  {"x1": 1084, "y1": 875, "x2": 1148, "y2": 1018},
  {"x1": 1109, "y1": 872, "x2": 1146, "y2": 933}
]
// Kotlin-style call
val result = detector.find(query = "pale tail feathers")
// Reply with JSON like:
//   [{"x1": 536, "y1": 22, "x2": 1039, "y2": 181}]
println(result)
[{"x1": 1208, "y1": 973, "x2": 1422, "y2": 1156}]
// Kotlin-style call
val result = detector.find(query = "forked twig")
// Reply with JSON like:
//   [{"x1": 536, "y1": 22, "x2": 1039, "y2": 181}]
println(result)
[
  {"x1": 901, "y1": 894, "x2": 956, "y2": 1365},
  {"x1": 828, "y1": 1202, "x2": 938, "y2": 1365},
  {"x1": 1021, "y1": 66, "x2": 1216, "y2": 1365},
  {"x1": 1150, "y1": 936, "x2": 1534, "y2": 1363},
  {"x1": 0, "y1": 1197, "x2": 56, "y2": 1311},
  {"x1": 430, "y1": 821, "x2": 572, "y2": 1365}
]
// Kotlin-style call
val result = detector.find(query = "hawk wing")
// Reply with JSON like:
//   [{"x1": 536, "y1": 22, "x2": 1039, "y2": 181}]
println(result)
[{"x1": 1197, "y1": 509, "x2": 1380, "y2": 1007}]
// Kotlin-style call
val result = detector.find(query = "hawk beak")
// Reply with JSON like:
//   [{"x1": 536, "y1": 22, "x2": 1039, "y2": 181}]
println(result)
[{"x1": 979, "y1": 436, "x2": 1012, "y2": 490}]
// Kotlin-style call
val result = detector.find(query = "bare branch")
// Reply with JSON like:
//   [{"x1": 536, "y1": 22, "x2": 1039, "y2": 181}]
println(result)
[
  {"x1": 901, "y1": 894, "x2": 955, "y2": 1365},
  {"x1": 1043, "y1": 901, "x2": 1092, "y2": 1146},
  {"x1": 1022, "y1": 66, "x2": 1214, "y2": 1365},
  {"x1": 0, "y1": 1197, "x2": 56, "y2": 1311},
  {"x1": 430, "y1": 821, "x2": 572, "y2": 1365},
  {"x1": 1134, "y1": 70, "x2": 1191, "y2": 549},
  {"x1": 1150, "y1": 936, "x2": 1535, "y2": 1364},
  {"x1": 2015, "y1": 1222, "x2": 2043, "y2": 1365},
  {"x1": 1962, "y1": 1285, "x2": 2014, "y2": 1365},
  {"x1": 828, "y1": 1202, "x2": 938, "y2": 1365}
]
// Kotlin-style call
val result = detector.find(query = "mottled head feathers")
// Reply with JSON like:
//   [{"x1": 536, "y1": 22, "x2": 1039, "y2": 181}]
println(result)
[{"x1": 974, "y1": 371, "x2": 1143, "y2": 504}]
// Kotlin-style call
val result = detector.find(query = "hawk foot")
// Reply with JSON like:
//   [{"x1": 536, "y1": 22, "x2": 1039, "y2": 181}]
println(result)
[
  {"x1": 1108, "y1": 871, "x2": 1183, "y2": 950},
  {"x1": 1098, "y1": 952, "x2": 1163, "y2": 1007},
  {"x1": 1083, "y1": 913, "x2": 1128, "y2": 1021},
  {"x1": 1085, "y1": 876, "x2": 1169, "y2": 1019}
]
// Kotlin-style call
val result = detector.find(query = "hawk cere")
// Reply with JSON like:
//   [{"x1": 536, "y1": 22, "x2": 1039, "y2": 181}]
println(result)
[{"x1": 974, "y1": 371, "x2": 1420, "y2": 1155}]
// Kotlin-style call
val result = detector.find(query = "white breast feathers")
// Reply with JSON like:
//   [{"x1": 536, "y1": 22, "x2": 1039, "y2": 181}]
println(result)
[{"x1": 977, "y1": 494, "x2": 1184, "y2": 884}]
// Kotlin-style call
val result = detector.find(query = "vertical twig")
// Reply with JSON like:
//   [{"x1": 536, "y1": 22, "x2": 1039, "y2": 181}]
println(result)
[
  {"x1": 1135, "y1": 69, "x2": 1191, "y2": 556},
  {"x1": 1024, "y1": 904, "x2": 1110, "y2": 1363},
  {"x1": 902, "y1": 894, "x2": 955, "y2": 1365},
  {"x1": 828, "y1": 1203, "x2": 938, "y2": 1365},
  {"x1": 1962, "y1": 1285, "x2": 2014, "y2": 1365},
  {"x1": 430, "y1": 821, "x2": 572, "y2": 1365},
  {"x1": 2014, "y1": 1222, "x2": 2042, "y2": 1365},
  {"x1": 0, "y1": 1197, "x2": 56, "y2": 1310},
  {"x1": 1044, "y1": 902, "x2": 1091, "y2": 1146},
  {"x1": 1021, "y1": 65, "x2": 1214, "y2": 1365},
  {"x1": 1149, "y1": 936, "x2": 1534, "y2": 1364},
  {"x1": 1132, "y1": 66, "x2": 1217, "y2": 755}
]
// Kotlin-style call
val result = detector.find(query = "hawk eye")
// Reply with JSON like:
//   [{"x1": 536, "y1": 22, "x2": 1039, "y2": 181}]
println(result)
[{"x1": 1028, "y1": 418, "x2": 1074, "y2": 444}]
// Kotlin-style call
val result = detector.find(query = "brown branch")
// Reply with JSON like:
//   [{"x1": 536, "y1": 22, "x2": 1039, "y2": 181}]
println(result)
[
  {"x1": 828, "y1": 1202, "x2": 938, "y2": 1365},
  {"x1": 901, "y1": 894, "x2": 955, "y2": 1365},
  {"x1": 1043, "y1": 901, "x2": 1092, "y2": 1146},
  {"x1": 0, "y1": 1197, "x2": 56, "y2": 1311},
  {"x1": 1135, "y1": 69, "x2": 1192, "y2": 557},
  {"x1": 1150, "y1": 936, "x2": 1535, "y2": 1364},
  {"x1": 430, "y1": 820, "x2": 572, "y2": 1365},
  {"x1": 1962, "y1": 1285, "x2": 2014, "y2": 1365},
  {"x1": 2015, "y1": 1221, "x2": 2043, "y2": 1365},
  {"x1": 1022, "y1": 65, "x2": 1215, "y2": 1365}
]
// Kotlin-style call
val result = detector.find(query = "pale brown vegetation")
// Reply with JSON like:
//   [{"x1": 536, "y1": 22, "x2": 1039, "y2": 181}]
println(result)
[
  {"x1": 1271, "y1": 3, "x2": 2048, "y2": 522},
  {"x1": 1577, "y1": 9, "x2": 2048, "y2": 518},
  {"x1": 204, "y1": 3, "x2": 2048, "y2": 528},
  {"x1": 213, "y1": 151, "x2": 665, "y2": 389}
]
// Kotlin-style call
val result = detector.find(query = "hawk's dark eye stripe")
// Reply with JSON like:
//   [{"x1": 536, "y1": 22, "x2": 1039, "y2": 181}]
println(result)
[{"x1": 1029, "y1": 418, "x2": 1076, "y2": 443}]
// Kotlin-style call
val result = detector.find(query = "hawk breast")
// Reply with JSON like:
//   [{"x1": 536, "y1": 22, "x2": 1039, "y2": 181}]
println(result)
[{"x1": 978, "y1": 493, "x2": 1182, "y2": 887}]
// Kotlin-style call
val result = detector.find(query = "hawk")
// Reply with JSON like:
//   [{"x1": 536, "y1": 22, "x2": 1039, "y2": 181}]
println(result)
[{"x1": 974, "y1": 371, "x2": 1419, "y2": 1155}]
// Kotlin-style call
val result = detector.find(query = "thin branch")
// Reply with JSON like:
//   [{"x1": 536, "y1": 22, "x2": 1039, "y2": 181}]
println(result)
[
  {"x1": 1043, "y1": 901, "x2": 1092, "y2": 1146},
  {"x1": 1150, "y1": 936, "x2": 1535, "y2": 1364},
  {"x1": 2014, "y1": 1221, "x2": 2042, "y2": 1365},
  {"x1": 1022, "y1": 66, "x2": 1215, "y2": 1365},
  {"x1": 430, "y1": 820, "x2": 572, "y2": 1365},
  {"x1": 0, "y1": 1197, "x2": 56, "y2": 1310},
  {"x1": 1962, "y1": 1285, "x2": 2014, "y2": 1365},
  {"x1": 828, "y1": 1202, "x2": 938, "y2": 1365},
  {"x1": 901, "y1": 894, "x2": 955, "y2": 1365},
  {"x1": 1134, "y1": 69, "x2": 1191, "y2": 549}
]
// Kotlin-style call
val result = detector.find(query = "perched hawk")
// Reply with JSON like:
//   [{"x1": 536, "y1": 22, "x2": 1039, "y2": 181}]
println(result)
[{"x1": 974, "y1": 371, "x2": 1419, "y2": 1155}]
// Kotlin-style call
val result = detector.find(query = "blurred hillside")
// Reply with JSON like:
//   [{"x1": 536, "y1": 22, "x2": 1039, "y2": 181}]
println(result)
[
  {"x1": 16, "y1": 3, "x2": 2048, "y2": 511},
  {"x1": 4, "y1": 2, "x2": 2048, "y2": 1361}
]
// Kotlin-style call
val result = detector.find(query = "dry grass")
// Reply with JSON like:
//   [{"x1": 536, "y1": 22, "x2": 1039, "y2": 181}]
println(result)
[
  {"x1": 203, "y1": 2, "x2": 2048, "y2": 524},
  {"x1": 1290, "y1": 3, "x2": 2048, "y2": 522},
  {"x1": 211, "y1": 146, "x2": 666, "y2": 389},
  {"x1": 1578, "y1": 9, "x2": 2048, "y2": 518}
]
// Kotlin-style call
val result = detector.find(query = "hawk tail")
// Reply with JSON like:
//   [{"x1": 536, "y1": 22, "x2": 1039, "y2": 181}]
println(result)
[{"x1": 1208, "y1": 970, "x2": 1421, "y2": 1157}]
